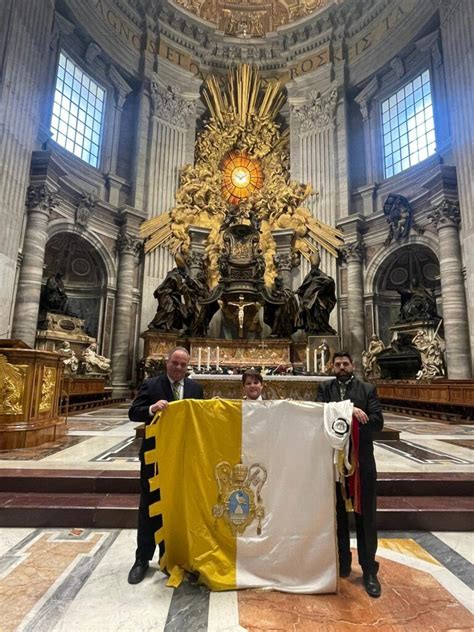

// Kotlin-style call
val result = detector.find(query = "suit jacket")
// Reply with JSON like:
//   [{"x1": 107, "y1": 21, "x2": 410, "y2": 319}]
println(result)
[
  {"x1": 316, "y1": 377, "x2": 383, "y2": 475},
  {"x1": 129, "y1": 373, "x2": 204, "y2": 456}
]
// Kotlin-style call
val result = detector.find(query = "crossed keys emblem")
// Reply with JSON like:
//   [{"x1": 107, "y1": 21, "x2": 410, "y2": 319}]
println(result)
[{"x1": 212, "y1": 461, "x2": 267, "y2": 535}]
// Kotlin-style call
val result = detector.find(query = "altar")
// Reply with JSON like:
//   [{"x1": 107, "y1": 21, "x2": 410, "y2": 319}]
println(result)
[{"x1": 190, "y1": 373, "x2": 330, "y2": 400}]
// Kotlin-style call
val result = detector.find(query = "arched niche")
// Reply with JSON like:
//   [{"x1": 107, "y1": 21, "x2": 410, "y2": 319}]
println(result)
[
  {"x1": 43, "y1": 233, "x2": 108, "y2": 339},
  {"x1": 372, "y1": 244, "x2": 441, "y2": 345}
]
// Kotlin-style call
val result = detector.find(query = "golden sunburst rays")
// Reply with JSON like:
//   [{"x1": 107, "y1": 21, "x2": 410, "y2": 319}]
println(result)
[{"x1": 203, "y1": 65, "x2": 285, "y2": 130}]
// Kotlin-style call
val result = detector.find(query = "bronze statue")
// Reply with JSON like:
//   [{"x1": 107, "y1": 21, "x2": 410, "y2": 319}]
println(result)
[
  {"x1": 296, "y1": 251, "x2": 337, "y2": 335},
  {"x1": 264, "y1": 277, "x2": 299, "y2": 338},
  {"x1": 397, "y1": 277, "x2": 439, "y2": 322},
  {"x1": 148, "y1": 254, "x2": 190, "y2": 332},
  {"x1": 41, "y1": 272, "x2": 70, "y2": 314}
]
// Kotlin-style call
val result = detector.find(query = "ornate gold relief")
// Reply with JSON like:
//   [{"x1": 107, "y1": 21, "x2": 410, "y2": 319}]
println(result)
[
  {"x1": 171, "y1": 0, "x2": 333, "y2": 37},
  {"x1": 0, "y1": 355, "x2": 26, "y2": 415},
  {"x1": 39, "y1": 367, "x2": 56, "y2": 413},
  {"x1": 141, "y1": 64, "x2": 343, "y2": 287}
]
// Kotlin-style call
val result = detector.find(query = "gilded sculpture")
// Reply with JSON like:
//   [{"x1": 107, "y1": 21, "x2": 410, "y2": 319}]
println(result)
[
  {"x1": 39, "y1": 367, "x2": 56, "y2": 413},
  {"x1": 0, "y1": 355, "x2": 25, "y2": 415},
  {"x1": 141, "y1": 64, "x2": 344, "y2": 288}
]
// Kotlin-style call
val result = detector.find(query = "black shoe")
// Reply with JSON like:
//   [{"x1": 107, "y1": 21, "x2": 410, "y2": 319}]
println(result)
[
  {"x1": 339, "y1": 564, "x2": 351, "y2": 578},
  {"x1": 363, "y1": 573, "x2": 381, "y2": 598},
  {"x1": 128, "y1": 560, "x2": 149, "y2": 584}
]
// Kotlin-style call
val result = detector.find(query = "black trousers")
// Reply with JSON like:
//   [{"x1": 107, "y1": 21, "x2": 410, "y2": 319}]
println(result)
[
  {"x1": 336, "y1": 478, "x2": 379, "y2": 575},
  {"x1": 135, "y1": 454, "x2": 163, "y2": 562}
]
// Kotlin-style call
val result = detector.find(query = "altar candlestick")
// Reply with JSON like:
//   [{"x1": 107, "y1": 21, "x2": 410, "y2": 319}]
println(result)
[
  {"x1": 216, "y1": 346, "x2": 220, "y2": 370},
  {"x1": 306, "y1": 346, "x2": 310, "y2": 372},
  {"x1": 206, "y1": 346, "x2": 211, "y2": 371},
  {"x1": 313, "y1": 349, "x2": 318, "y2": 374},
  {"x1": 197, "y1": 347, "x2": 202, "y2": 371}
]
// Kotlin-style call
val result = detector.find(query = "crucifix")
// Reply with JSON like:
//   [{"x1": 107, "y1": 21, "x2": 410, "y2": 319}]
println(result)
[{"x1": 228, "y1": 294, "x2": 256, "y2": 338}]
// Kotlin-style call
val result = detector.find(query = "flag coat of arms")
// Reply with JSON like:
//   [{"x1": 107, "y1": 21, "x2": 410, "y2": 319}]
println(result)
[{"x1": 145, "y1": 398, "x2": 349, "y2": 593}]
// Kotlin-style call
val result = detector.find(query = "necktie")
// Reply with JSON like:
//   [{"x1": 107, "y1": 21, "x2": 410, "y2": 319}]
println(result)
[
  {"x1": 338, "y1": 381, "x2": 347, "y2": 400},
  {"x1": 172, "y1": 381, "x2": 181, "y2": 401}
]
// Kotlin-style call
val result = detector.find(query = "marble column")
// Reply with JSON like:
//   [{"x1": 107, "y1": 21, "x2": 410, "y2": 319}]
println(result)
[
  {"x1": 440, "y1": 0, "x2": 474, "y2": 371},
  {"x1": 11, "y1": 185, "x2": 58, "y2": 347},
  {"x1": 111, "y1": 232, "x2": 142, "y2": 394},
  {"x1": 0, "y1": 0, "x2": 55, "y2": 336},
  {"x1": 341, "y1": 240, "x2": 366, "y2": 375},
  {"x1": 428, "y1": 201, "x2": 471, "y2": 378}
]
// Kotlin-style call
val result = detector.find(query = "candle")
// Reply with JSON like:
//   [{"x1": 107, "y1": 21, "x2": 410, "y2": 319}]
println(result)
[
  {"x1": 206, "y1": 346, "x2": 211, "y2": 371},
  {"x1": 216, "y1": 346, "x2": 220, "y2": 370},
  {"x1": 321, "y1": 348, "x2": 326, "y2": 373},
  {"x1": 306, "y1": 346, "x2": 310, "y2": 372},
  {"x1": 197, "y1": 347, "x2": 202, "y2": 371},
  {"x1": 313, "y1": 349, "x2": 318, "y2": 374}
]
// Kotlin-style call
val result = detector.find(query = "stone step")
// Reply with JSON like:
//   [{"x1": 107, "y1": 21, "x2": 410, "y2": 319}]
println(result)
[
  {"x1": 0, "y1": 491, "x2": 472, "y2": 530},
  {"x1": 0, "y1": 470, "x2": 470, "y2": 496}
]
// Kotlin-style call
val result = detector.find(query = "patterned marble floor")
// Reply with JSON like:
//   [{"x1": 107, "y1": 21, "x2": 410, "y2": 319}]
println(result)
[
  {"x1": 0, "y1": 528, "x2": 472, "y2": 631},
  {"x1": 0, "y1": 405, "x2": 472, "y2": 474}
]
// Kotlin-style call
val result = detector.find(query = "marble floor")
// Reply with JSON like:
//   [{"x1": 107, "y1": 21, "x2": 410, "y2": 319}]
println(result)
[
  {"x1": 0, "y1": 528, "x2": 472, "y2": 631},
  {"x1": 0, "y1": 405, "x2": 472, "y2": 630}
]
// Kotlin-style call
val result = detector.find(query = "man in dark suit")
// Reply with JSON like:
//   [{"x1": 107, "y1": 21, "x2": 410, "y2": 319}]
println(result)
[
  {"x1": 316, "y1": 350, "x2": 383, "y2": 598},
  {"x1": 127, "y1": 346, "x2": 204, "y2": 584}
]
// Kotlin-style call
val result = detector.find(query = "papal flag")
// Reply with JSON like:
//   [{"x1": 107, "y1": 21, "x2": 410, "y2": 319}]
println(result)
[{"x1": 145, "y1": 398, "x2": 352, "y2": 593}]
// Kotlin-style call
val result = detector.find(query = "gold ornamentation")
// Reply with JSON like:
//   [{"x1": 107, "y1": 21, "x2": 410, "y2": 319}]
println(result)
[
  {"x1": 221, "y1": 151, "x2": 264, "y2": 203},
  {"x1": 213, "y1": 461, "x2": 267, "y2": 535},
  {"x1": 140, "y1": 64, "x2": 344, "y2": 287},
  {"x1": 171, "y1": 0, "x2": 332, "y2": 37},
  {"x1": 0, "y1": 355, "x2": 25, "y2": 415},
  {"x1": 39, "y1": 367, "x2": 56, "y2": 412}
]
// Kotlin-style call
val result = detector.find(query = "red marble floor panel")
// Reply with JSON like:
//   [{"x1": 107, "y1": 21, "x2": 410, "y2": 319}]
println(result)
[{"x1": 238, "y1": 557, "x2": 473, "y2": 631}]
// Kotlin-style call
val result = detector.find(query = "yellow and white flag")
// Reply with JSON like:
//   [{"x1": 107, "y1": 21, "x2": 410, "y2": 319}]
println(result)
[{"x1": 145, "y1": 398, "x2": 348, "y2": 593}]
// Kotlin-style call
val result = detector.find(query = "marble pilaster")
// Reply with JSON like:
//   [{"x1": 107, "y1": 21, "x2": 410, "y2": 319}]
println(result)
[
  {"x1": 354, "y1": 76, "x2": 380, "y2": 185},
  {"x1": 141, "y1": 76, "x2": 198, "y2": 329},
  {"x1": 290, "y1": 84, "x2": 339, "y2": 288},
  {"x1": 11, "y1": 185, "x2": 58, "y2": 347},
  {"x1": 428, "y1": 201, "x2": 471, "y2": 379},
  {"x1": 341, "y1": 240, "x2": 366, "y2": 374},
  {"x1": 111, "y1": 231, "x2": 142, "y2": 394}
]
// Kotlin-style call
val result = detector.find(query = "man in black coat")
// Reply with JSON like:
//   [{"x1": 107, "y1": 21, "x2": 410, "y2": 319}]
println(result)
[
  {"x1": 127, "y1": 347, "x2": 204, "y2": 584},
  {"x1": 316, "y1": 350, "x2": 383, "y2": 598}
]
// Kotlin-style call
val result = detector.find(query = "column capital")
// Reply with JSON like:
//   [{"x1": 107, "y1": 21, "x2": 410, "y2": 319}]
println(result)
[
  {"x1": 116, "y1": 231, "x2": 142, "y2": 256},
  {"x1": 341, "y1": 239, "x2": 365, "y2": 263},
  {"x1": 290, "y1": 85, "x2": 338, "y2": 133},
  {"x1": 428, "y1": 200, "x2": 460, "y2": 229},
  {"x1": 26, "y1": 185, "x2": 58, "y2": 216},
  {"x1": 149, "y1": 79, "x2": 195, "y2": 127}
]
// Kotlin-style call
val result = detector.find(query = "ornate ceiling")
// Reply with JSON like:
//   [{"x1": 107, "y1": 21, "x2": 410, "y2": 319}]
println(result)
[{"x1": 170, "y1": 0, "x2": 335, "y2": 38}]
